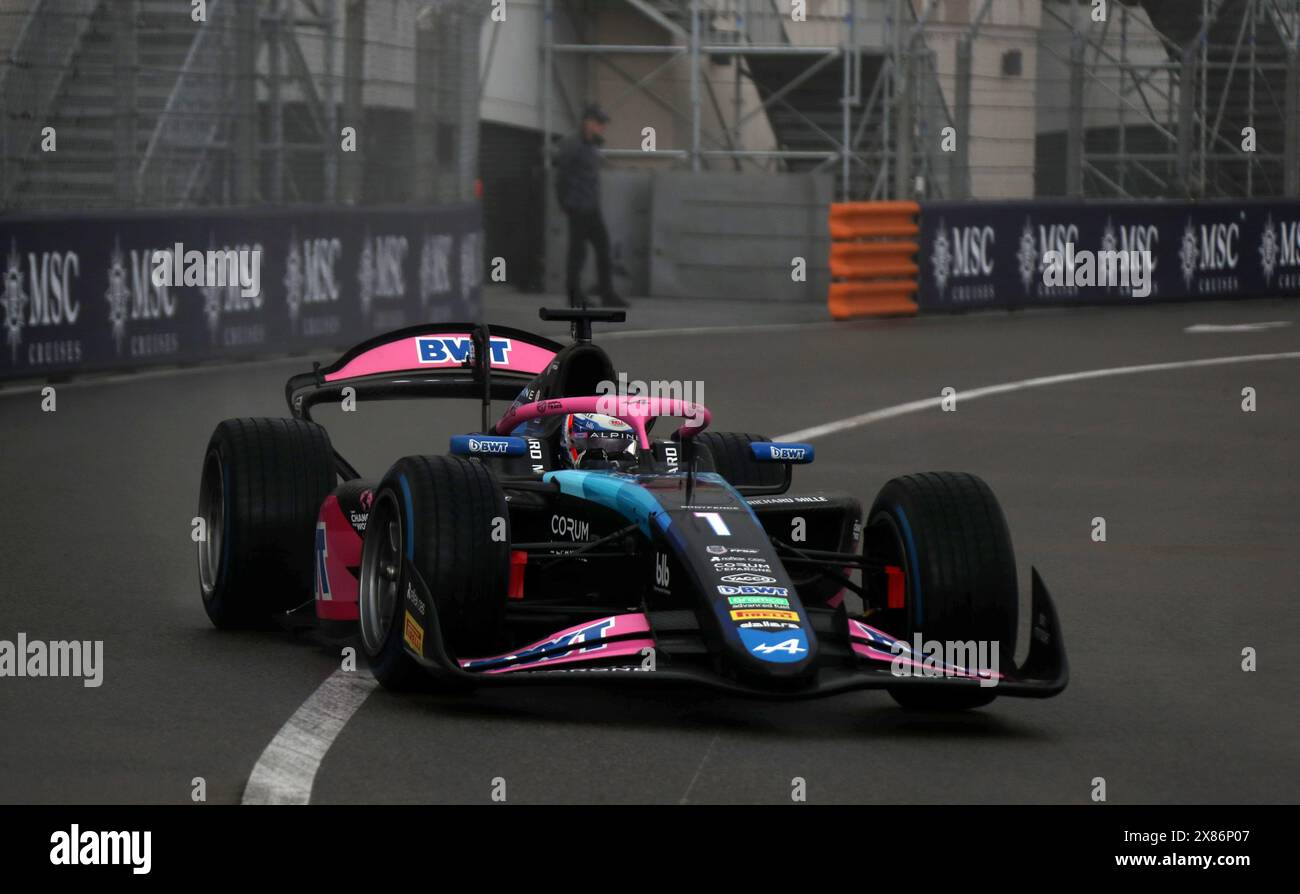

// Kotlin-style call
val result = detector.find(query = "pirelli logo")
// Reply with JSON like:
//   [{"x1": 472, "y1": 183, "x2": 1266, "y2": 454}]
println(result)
[
  {"x1": 403, "y1": 611, "x2": 424, "y2": 654},
  {"x1": 730, "y1": 609, "x2": 800, "y2": 623}
]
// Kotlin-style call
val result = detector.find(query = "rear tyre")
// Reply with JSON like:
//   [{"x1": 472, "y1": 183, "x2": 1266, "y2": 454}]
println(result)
[
  {"x1": 864, "y1": 472, "x2": 1018, "y2": 711},
  {"x1": 358, "y1": 455, "x2": 510, "y2": 691},
  {"x1": 694, "y1": 431, "x2": 785, "y2": 489},
  {"x1": 198, "y1": 417, "x2": 336, "y2": 629}
]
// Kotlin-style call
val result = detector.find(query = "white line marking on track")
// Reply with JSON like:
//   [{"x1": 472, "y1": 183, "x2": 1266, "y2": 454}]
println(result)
[
  {"x1": 775, "y1": 351, "x2": 1300, "y2": 442},
  {"x1": 1184, "y1": 321, "x2": 1293, "y2": 333},
  {"x1": 242, "y1": 668, "x2": 377, "y2": 805},
  {"x1": 678, "y1": 734, "x2": 719, "y2": 805},
  {"x1": 245, "y1": 349, "x2": 1300, "y2": 803}
]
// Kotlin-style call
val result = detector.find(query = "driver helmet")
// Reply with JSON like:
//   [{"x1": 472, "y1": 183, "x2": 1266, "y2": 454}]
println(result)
[{"x1": 562, "y1": 413, "x2": 637, "y2": 467}]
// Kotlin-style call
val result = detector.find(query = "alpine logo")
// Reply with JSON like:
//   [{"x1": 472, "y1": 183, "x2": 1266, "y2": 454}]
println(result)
[
  {"x1": 752, "y1": 638, "x2": 806, "y2": 656},
  {"x1": 720, "y1": 573, "x2": 777, "y2": 584},
  {"x1": 738, "y1": 628, "x2": 808, "y2": 663}
]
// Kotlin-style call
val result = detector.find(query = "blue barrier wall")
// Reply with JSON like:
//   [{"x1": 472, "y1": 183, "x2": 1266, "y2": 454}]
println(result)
[
  {"x1": 917, "y1": 199, "x2": 1300, "y2": 311},
  {"x1": 0, "y1": 203, "x2": 483, "y2": 381}
]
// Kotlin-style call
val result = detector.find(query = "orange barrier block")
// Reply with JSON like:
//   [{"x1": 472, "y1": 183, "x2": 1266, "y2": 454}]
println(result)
[
  {"x1": 828, "y1": 281, "x2": 919, "y2": 320},
  {"x1": 830, "y1": 241, "x2": 919, "y2": 280},
  {"x1": 830, "y1": 259, "x2": 920, "y2": 279},
  {"x1": 828, "y1": 201, "x2": 922, "y2": 241},
  {"x1": 826, "y1": 201, "x2": 922, "y2": 320},
  {"x1": 828, "y1": 201, "x2": 922, "y2": 223},
  {"x1": 828, "y1": 220, "x2": 921, "y2": 241}
]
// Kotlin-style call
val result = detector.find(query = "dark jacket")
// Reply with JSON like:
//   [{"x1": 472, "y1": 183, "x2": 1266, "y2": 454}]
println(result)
[{"x1": 554, "y1": 133, "x2": 602, "y2": 213}]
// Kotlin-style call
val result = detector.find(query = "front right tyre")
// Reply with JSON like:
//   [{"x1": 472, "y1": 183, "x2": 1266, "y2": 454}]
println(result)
[
  {"x1": 694, "y1": 431, "x2": 785, "y2": 489},
  {"x1": 864, "y1": 471, "x2": 1019, "y2": 711}
]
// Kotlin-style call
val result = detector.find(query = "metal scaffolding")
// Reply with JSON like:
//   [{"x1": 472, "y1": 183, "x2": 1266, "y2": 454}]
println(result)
[
  {"x1": 4, "y1": 0, "x2": 1297, "y2": 208},
  {"x1": 542, "y1": 0, "x2": 1300, "y2": 202},
  {"x1": 540, "y1": 0, "x2": 956, "y2": 202},
  {"x1": 0, "y1": 0, "x2": 485, "y2": 210},
  {"x1": 1025, "y1": 0, "x2": 1300, "y2": 199}
]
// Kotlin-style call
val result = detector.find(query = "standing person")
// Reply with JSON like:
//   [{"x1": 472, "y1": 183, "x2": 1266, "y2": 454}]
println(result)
[{"x1": 555, "y1": 103, "x2": 626, "y2": 308}]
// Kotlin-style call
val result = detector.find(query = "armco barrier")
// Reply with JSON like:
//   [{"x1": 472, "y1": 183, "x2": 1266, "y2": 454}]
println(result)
[
  {"x1": 917, "y1": 199, "x2": 1300, "y2": 311},
  {"x1": 0, "y1": 203, "x2": 483, "y2": 381},
  {"x1": 827, "y1": 201, "x2": 920, "y2": 319}
]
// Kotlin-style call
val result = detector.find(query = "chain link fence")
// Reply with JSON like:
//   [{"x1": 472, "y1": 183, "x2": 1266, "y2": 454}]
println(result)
[{"x1": 0, "y1": 0, "x2": 485, "y2": 211}]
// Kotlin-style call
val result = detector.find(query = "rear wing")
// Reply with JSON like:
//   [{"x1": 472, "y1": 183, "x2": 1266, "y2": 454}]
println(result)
[{"x1": 285, "y1": 323, "x2": 563, "y2": 422}]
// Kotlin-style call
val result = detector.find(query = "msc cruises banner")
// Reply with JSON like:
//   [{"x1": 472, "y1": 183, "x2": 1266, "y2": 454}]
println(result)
[
  {"x1": 0, "y1": 203, "x2": 483, "y2": 380},
  {"x1": 917, "y1": 199, "x2": 1300, "y2": 311}
]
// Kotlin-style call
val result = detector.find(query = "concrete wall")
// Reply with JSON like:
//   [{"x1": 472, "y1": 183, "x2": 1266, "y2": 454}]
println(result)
[
  {"x1": 650, "y1": 171, "x2": 832, "y2": 300},
  {"x1": 545, "y1": 170, "x2": 655, "y2": 298},
  {"x1": 546, "y1": 171, "x2": 831, "y2": 301}
]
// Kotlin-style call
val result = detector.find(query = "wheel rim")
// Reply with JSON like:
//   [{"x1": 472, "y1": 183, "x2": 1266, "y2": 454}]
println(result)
[
  {"x1": 198, "y1": 451, "x2": 225, "y2": 601},
  {"x1": 359, "y1": 491, "x2": 403, "y2": 655}
]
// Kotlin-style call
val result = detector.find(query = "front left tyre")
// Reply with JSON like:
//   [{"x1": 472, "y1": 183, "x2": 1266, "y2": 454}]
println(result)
[
  {"x1": 358, "y1": 455, "x2": 511, "y2": 691},
  {"x1": 198, "y1": 417, "x2": 336, "y2": 629}
]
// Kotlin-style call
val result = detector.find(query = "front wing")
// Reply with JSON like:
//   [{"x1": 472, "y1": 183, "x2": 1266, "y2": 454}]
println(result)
[{"x1": 398, "y1": 564, "x2": 1068, "y2": 700}]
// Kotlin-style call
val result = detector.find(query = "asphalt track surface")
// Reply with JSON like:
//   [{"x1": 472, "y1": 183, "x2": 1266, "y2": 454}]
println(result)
[{"x1": 2, "y1": 294, "x2": 1299, "y2": 804}]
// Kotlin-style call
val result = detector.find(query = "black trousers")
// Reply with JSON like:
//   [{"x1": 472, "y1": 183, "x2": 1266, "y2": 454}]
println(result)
[{"x1": 565, "y1": 208, "x2": 614, "y2": 305}]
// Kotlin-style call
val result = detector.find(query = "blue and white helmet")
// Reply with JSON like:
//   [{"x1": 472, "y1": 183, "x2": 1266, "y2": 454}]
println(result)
[{"x1": 562, "y1": 413, "x2": 636, "y2": 467}]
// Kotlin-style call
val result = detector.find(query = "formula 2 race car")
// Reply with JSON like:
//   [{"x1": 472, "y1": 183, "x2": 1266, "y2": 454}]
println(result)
[{"x1": 197, "y1": 308, "x2": 1067, "y2": 710}]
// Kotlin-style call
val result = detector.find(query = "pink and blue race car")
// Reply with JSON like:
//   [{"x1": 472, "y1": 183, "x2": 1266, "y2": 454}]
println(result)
[{"x1": 197, "y1": 308, "x2": 1067, "y2": 710}]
